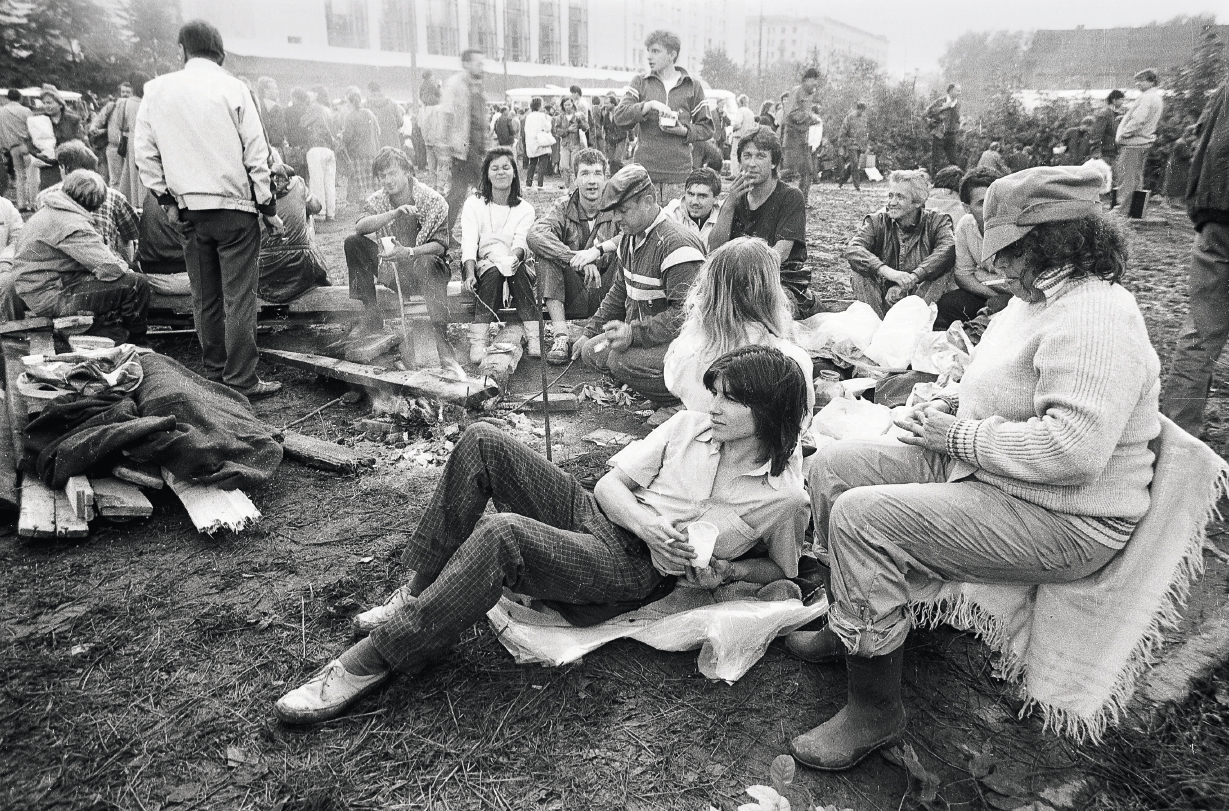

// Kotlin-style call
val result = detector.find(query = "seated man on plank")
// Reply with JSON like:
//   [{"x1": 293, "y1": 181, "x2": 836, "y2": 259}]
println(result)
[
  {"x1": 568, "y1": 163, "x2": 706, "y2": 424},
  {"x1": 710, "y1": 127, "x2": 814, "y2": 317},
  {"x1": 343, "y1": 147, "x2": 451, "y2": 357},
  {"x1": 12, "y1": 169, "x2": 149, "y2": 342},
  {"x1": 662, "y1": 167, "x2": 722, "y2": 251},
  {"x1": 274, "y1": 345, "x2": 812, "y2": 726},
  {"x1": 526, "y1": 147, "x2": 620, "y2": 365}
]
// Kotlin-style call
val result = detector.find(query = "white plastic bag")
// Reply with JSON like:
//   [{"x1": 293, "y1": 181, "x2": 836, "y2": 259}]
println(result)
[
  {"x1": 1084, "y1": 158, "x2": 1113, "y2": 196},
  {"x1": 864, "y1": 296, "x2": 936, "y2": 369},
  {"x1": 792, "y1": 301, "x2": 881, "y2": 356},
  {"x1": 912, "y1": 321, "x2": 973, "y2": 379},
  {"x1": 812, "y1": 396, "x2": 895, "y2": 440}
]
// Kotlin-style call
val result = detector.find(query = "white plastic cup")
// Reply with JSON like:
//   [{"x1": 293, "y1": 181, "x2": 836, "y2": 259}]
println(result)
[
  {"x1": 687, "y1": 521, "x2": 719, "y2": 569},
  {"x1": 496, "y1": 256, "x2": 516, "y2": 277},
  {"x1": 380, "y1": 236, "x2": 396, "y2": 256}
]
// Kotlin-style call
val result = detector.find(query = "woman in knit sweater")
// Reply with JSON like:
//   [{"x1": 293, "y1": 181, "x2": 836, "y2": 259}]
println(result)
[
  {"x1": 461, "y1": 147, "x2": 537, "y2": 364},
  {"x1": 787, "y1": 166, "x2": 1161, "y2": 771}
]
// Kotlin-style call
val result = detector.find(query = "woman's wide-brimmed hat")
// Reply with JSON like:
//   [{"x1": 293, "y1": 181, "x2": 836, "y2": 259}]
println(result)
[{"x1": 981, "y1": 165, "x2": 1104, "y2": 261}]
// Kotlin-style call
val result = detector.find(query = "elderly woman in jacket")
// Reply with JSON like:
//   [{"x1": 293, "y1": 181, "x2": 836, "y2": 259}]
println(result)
[
  {"x1": 32, "y1": 89, "x2": 84, "y2": 191},
  {"x1": 845, "y1": 169, "x2": 956, "y2": 317},
  {"x1": 787, "y1": 166, "x2": 1160, "y2": 771},
  {"x1": 12, "y1": 170, "x2": 149, "y2": 342}
]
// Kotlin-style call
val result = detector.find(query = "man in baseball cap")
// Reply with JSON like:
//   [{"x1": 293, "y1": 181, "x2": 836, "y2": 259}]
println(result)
[{"x1": 567, "y1": 163, "x2": 706, "y2": 424}]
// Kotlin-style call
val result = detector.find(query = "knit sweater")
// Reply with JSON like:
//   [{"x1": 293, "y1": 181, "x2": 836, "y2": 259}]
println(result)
[{"x1": 944, "y1": 276, "x2": 1160, "y2": 519}]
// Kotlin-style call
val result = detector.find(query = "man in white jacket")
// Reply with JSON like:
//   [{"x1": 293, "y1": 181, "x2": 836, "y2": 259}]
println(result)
[
  {"x1": 1114, "y1": 69, "x2": 1164, "y2": 214},
  {"x1": 135, "y1": 19, "x2": 285, "y2": 398}
]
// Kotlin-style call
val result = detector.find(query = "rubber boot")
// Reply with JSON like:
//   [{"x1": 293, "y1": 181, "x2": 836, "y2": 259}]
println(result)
[
  {"x1": 790, "y1": 647, "x2": 907, "y2": 771},
  {"x1": 523, "y1": 321, "x2": 541, "y2": 358},
  {"x1": 785, "y1": 625, "x2": 845, "y2": 664},
  {"x1": 468, "y1": 322, "x2": 488, "y2": 365}
]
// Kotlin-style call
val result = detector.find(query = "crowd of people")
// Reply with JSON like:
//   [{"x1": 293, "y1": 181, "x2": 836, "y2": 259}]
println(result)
[{"x1": 3, "y1": 17, "x2": 1227, "y2": 776}]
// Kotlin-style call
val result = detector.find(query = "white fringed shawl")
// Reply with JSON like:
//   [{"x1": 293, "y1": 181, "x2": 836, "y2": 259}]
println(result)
[{"x1": 909, "y1": 416, "x2": 1228, "y2": 742}]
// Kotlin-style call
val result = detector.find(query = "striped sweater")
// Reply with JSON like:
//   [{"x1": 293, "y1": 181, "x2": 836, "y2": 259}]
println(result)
[
  {"x1": 583, "y1": 211, "x2": 705, "y2": 347},
  {"x1": 945, "y1": 275, "x2": 1160, "y2": 520},
  {"x1": 614, "y1": 68, "x2": 713, "y2": 185}
]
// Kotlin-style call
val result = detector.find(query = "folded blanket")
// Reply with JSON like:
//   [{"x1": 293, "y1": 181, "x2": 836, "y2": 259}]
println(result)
[
  {"x1": 487, "y1": 582, "x2": 826, "y2": 683},
  {"x1": 909, "y1": 416, "x2": 1228, "y2": 741},
  {"x1": 20, "y1": 344, "x2": 144, "y2": 397}
]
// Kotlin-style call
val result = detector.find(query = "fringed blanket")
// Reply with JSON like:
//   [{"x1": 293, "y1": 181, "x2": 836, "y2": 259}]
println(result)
[{"x1": 909, "y1": 416, "x2": 1228, "y2": 741}]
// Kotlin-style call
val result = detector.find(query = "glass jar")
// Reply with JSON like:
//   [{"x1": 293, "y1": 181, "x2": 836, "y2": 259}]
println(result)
[{"x1": 814, "y1": 370, "x2": 845, "y2": 409}]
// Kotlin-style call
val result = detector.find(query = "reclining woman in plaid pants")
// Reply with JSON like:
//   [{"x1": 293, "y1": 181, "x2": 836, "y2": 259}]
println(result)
[{"x1": 275, "y1": 344, "x2": 812, "y2": 724}]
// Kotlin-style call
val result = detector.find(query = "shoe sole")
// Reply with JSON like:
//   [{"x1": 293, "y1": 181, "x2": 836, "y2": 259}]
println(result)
[
  {"x1": 273, "y1": 672, "x2": 393, "y2": 726},
  {"x1": 790, "y1": 730, "x2": 903, "y2": 771}
]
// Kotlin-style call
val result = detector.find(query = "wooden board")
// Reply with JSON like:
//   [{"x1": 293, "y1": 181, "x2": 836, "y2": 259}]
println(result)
[
  {"x1": 52, "y1": 489, "x2": 89, "y2": 537},
  {"x1": 23, "y1": 332, "x2": 56, "y2": 415},
  {"x1": 344, "y1": 331, "x2": 401, "y2": 364},
  {"x1": 0, "y1": 318, "x2": 53, "y2": 335},
  {"x1": 0, "y1": 384, "x2": 19, "y2": 511},
  {"x1": 91, "y1": 477, "x2": 154, "y2": 518},
  {"x1": 3, "y1": 337, "x2": 31, "y2": 466},
  {"x1": 280, "y1": 430, "x2": 376, "y2": 473},
  {"x1": 162, "y1": 468, "x2": 260, "y2": 534},
  {"x1": 113, "y1": 461, "x2": 165, "y2": 490},
  {"x1": 65, "y1": 475, "x2": 94, "y2": 520},
  {"x1": 260, "y1": 348, "x2": 499, "y2": 409},
  {"x1": 17, "y1": 474, "x2": 57, "y2": 538},
  {"x1": 521, "y1": 392, "x2": 581, "y2": 413}
]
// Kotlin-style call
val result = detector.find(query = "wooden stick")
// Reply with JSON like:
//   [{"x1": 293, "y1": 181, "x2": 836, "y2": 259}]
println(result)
[
  {"x1": 280, "y1": 397, "x2": 344, "y2": 432},
  {"x1": 538, "y1": 305, "x2": 552, "y2": 461}
]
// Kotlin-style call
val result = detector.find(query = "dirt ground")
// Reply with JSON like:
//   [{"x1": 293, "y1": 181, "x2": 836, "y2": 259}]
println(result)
[{"x1": 2, "y1": 176, "x2": 1227, "y2": 811}]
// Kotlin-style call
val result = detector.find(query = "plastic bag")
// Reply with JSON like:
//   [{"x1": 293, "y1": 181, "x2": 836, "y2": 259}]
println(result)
[
  {"x1": 1083, "y1": 158, "x2": 1113, "y2": 196},
  {"x1": 864, "y1": 296, "x2": 936, "y2": 369},
  {"x1": 911, "y1": 321, "x2": 973, "y2": 380},
  {"x1": 812, "y1": 396, "x2": 895, "y2": 440},
  {"x1": 793, "y1": 301, "x2": 881, "y2": 356}
]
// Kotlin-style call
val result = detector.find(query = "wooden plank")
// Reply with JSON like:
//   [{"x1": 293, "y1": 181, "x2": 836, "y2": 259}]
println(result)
[
  {"x1": 0, "y1": 318, "x2": 53, "y2": 335},
  {"x1": 18, "y1": 474, "x2": 57, "y2": 538},
  {"x1": 281, "y1": 430, "x2": 376, "y2": 473},
  {"x1": 112, "y1": 461, "x2": 165, "y2": 490},
  {"x1": 162, "y1": 468, "x2": 260, "y2": 534},
  {"x1": 22, "y1": 331, "x2": 56, "y2": 415},
  {"x1": 344, "y1": 331, "x2": 401, "y2": 364},
  {"x1": 52, "y1": 489, "x2": 89, "y2": 537},
  {"x1": 0, "y1": 383, "x2": 19, "y2": 510},
  {"x1": 65, "y1": 475, "x2": 94, "y2": 520},
  {"x1": 260, "y1": 348, "x2": 499, "y2": 409},
  {"x1": 521, "y1": 392, "x2": 581, "y2": 413},
  {"x1": 3, "y1": 338, "x2": 31, "y2": 465},
  {"x1": 91, "y1": 476, "x2": 154, "y2": 518},
  {"x1": 402, "y1": 315, "x2": 441, "y2": 369}
]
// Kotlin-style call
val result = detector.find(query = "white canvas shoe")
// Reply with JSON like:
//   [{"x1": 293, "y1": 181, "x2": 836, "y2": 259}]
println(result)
[
  {"x1": 274, "y1": 660, "x2": 391, "y2": 725},
  {"x1": 350, "y1": 585, "x2": 416, "y2": 636}
]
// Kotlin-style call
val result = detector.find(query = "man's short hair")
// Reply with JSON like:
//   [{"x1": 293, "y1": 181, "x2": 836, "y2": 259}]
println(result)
[
  {"x1": 530, "y1": 96, "x2": 542, "y2": 111},
  {"x1": 572, "y1": 147, "x2": 609, "y2": 174},
  {"x1": 371, "y1": 146, "x2": 414, "y2": 178},
  {"x1": 855, "y1": 101, "x2": 867, "y2": 111},
  {"x1": 887, "y1": 169, "x2": 931, "y2": 206},
  {"x1": 62, "y1": 169, "x2": 107, "y2": 212},
  {"x1": 129, "y1": 72, "x2": 151, "y2": 95},
  {"x1": 736, "y1": 126, "x2": 783, "y2": 167},
  {"x1": 177, "y1": 19, "x2": 225, "y2": 64},
  {"x1": 1134, "y1": 69, "x2": 1158, "y2": 85},
  {"x1": 1107, "y1": 89, "x2": 1125, "y2": 103},
  {"x1": 461, "y1": 49, "x2": 483, "y2": 64},
  {"x1": 959, "y1": 166, "x2": 1004, "y2": 205},
  {"x1": 946, "y1": 83, "x2": 959, "y2": 92},
  {"x1": 737, "y1": 94, "x2": 748, "y2": 105},
  {"x1": 645, "y1": 30, "x2": 681, "y2": 59},
  {"x1": 684, "y1": 167, "x2": 721, "y2": 197},
  {"x1": 932, "y1": 165, "x2": 963, "y2": 193},
  {"x1": 56, "y1": 140, "x2": 99, "y2": 173},
  {"x1": 568, "y1": 85, "x2": 582, "y2": 96},
  {"x1": 118, "y1": 80, "x2": 132, "y2": 90},
  {"x1": 802, "y1": 67, "x2": 820, "y2": 81},
  {"x1": 7, "y1": 89, "x2": 20, "y2": 102}
]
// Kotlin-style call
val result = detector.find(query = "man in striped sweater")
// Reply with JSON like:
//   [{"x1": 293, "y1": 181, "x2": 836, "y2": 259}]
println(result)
[
  {"x1": 613, "y1": 30, "x2": 713, "y2": 205},
  {"x1": 570, "y1": 164, "x2": 706, "y2": 424}
]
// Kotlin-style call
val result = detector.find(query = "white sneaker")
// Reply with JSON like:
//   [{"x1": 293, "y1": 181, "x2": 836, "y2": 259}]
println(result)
[
  {"x1": 351, "y1": 585, "x2": 416, "y2": 636},
  {"x1": 274, "y1": 659, "x2": 391, "y2": 725}
]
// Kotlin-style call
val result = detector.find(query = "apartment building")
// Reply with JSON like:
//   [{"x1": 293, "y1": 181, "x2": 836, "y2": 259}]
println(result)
[{"x1": 744, "y1": 14, "x2": 888, "y2": 72}]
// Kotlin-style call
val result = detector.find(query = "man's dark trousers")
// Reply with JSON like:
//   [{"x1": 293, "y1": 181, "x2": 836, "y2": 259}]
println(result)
[{"x1": 182, "y1": 209, "x2": 261, "y2": 389}]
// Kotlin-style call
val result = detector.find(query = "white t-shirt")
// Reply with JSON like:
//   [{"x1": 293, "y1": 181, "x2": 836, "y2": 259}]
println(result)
[{"x1": 0, "y1": 196, "x2": 22, "y2": 260}]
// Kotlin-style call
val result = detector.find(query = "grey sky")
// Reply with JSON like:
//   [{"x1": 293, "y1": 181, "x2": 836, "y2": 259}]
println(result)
[{"x1": 761, "y1": 0, "x2": 1221, "y2": 77}]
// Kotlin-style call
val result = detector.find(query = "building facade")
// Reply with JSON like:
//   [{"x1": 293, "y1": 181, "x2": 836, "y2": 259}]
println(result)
[{"x1": 744, "y1": 15, "x2": 888, "y2": 73}]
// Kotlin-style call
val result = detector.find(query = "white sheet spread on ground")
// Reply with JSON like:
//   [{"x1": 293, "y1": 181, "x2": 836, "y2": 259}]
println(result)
[{"x1": 487, "y1": 586, "x2": 827, "y2": 683}]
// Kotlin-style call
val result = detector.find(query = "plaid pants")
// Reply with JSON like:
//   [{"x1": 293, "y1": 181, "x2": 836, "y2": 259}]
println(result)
[{"x1": 370, "y1": 423, "x2": 663, "y2": 672}]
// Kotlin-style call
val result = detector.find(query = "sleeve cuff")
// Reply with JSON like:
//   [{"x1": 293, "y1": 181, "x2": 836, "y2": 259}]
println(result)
[{"x1": 945, "y1": 418, "x2": 979, "y2": 465}]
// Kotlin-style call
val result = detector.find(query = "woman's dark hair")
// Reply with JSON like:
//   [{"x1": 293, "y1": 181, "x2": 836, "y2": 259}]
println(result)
[
  {"x1": 702, "y1": 345, "x2": 807, "y2": 477},
  {"x1": 479, "y1": 146, "x2": 522, "y2": 207},
  {"x1": 530, "y1": 96, "x2": 542, "y2": 111},
  {"x1": 932, "y1": 165, "x2": 963, "y2": 193},
  {"x1": 959, "y1": 166, "x2": 1003, "y2": 205},
  {"x1": 736, "y1": 126, "x2": 783, "y2": 167},
  {"x1": 997, "y1": 215, "x2": 1129, "y2": 285},
  {"x1": 371, "y1": 146, "x2": 413, "y2": 178},
  {"x1": 560, "y1": 97, "x2": 576, "y2": 114}
]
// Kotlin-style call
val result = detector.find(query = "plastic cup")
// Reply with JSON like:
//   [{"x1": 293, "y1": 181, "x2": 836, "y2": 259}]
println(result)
[
  {"x1": 380, "y1": 236, "x2": 396, "y2": 256},
  {"x1": 687, "y1": 521, "x2": 719, "y2": 569},
  {"x1": 496, "y1": 256, "x2": 516, "y2": 277}
]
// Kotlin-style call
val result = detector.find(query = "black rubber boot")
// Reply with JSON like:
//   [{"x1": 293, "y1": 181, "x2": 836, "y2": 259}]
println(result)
[
  {"x1": 790, "y1": 646, "x2": 907, "y2": 771},
  {"x1": 785, "y1": 625, "x2": 845, "y2": 664}
]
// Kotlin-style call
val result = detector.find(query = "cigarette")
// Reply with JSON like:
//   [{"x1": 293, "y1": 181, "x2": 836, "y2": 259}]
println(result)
[{"x1": 982, "y1": 278, "x2": 1007, "y2": 285}]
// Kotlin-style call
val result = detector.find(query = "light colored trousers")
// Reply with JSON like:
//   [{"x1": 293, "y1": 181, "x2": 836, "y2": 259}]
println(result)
[
  {"x1": 1115, "y1": 145, "x2": 1150, "y2": 210},
  {"x1": 105, "y1": 144, "x2": 124, "y2": 187},
  {"x1": 306, "y1": 147, "x2": 336, "y2": 219},
  {"x1": 8, "y1": 146, "x2": 30, "y2": 209},
  {"x1": 809, "y1": 440, "x2": 1119, "y2": 657}
]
